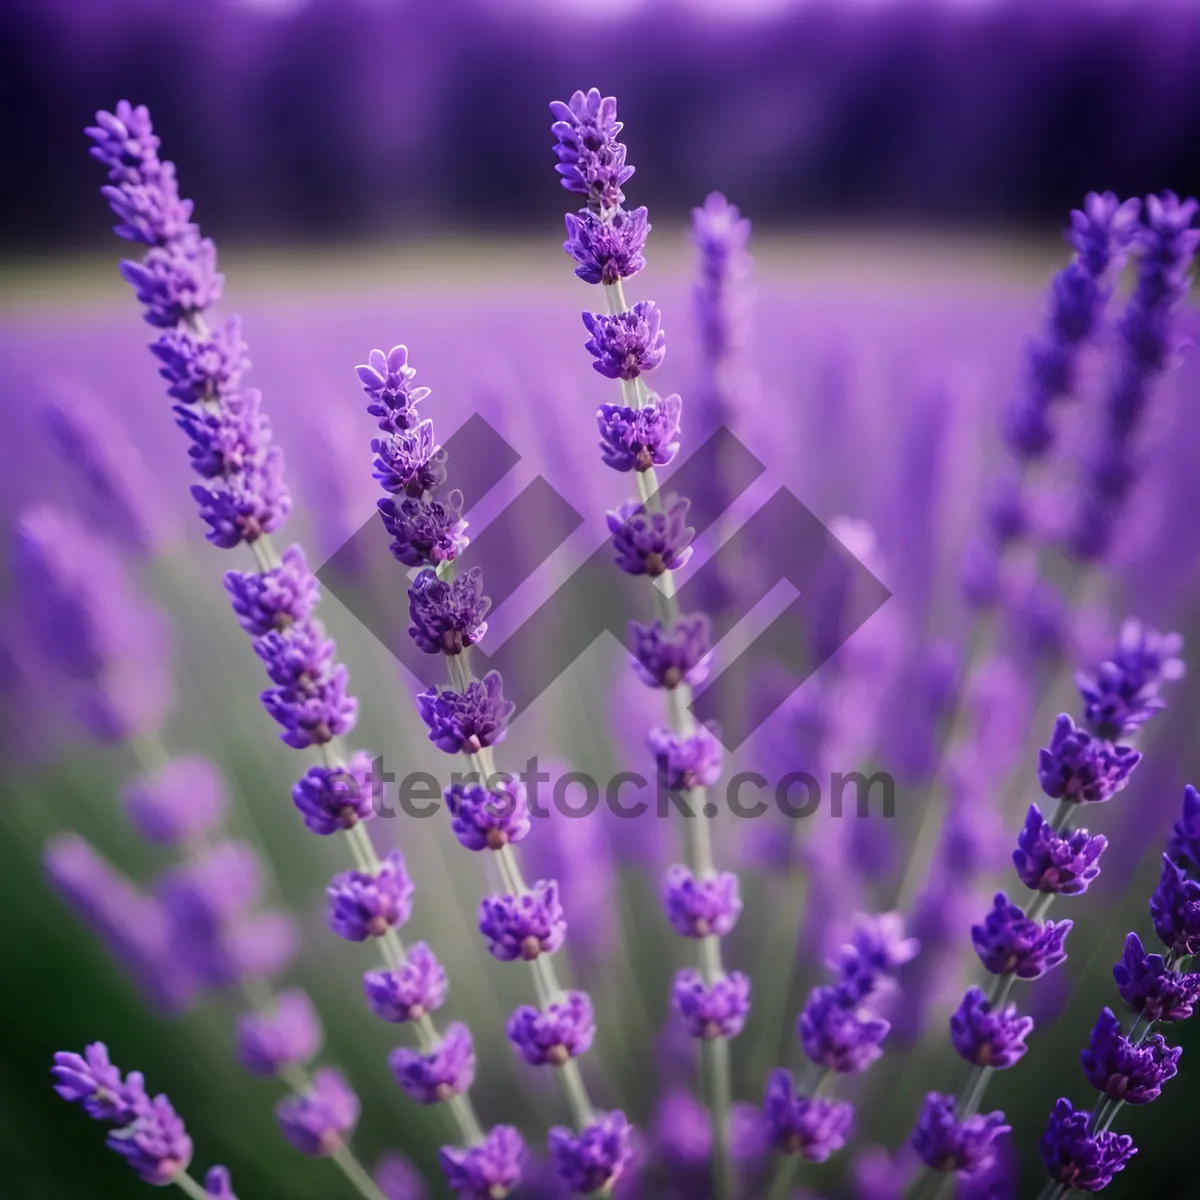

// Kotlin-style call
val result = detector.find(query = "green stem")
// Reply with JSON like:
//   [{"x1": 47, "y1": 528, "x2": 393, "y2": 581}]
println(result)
[
  {"x1": 960, "y1": 1065, "x2": 995, "y2": 1119},
  {"x1": 706, "y1": 1038, "x2": 735, "y2": 1200},
  {"x1": 173, "y1": 1173, "x2": 214, "y2": 1200},
  {"x1": 764, "y1": 1153, "x2": 800, "y2": 1200},
  {"x1": 330, "y1": 1143, "x2": 390, "y2": 1200}
]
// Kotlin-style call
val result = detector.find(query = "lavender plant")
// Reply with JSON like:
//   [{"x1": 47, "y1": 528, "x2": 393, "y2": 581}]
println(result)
[
  {"x1": 351, "y1": 343, "x2": 627, "y2": 1196},
  {"x1": 550, "y1": 86, "x2": 744, "y2": 1197},
  {"x1": 85, "y1": 100, "x2": 499, "y2": 1199}
]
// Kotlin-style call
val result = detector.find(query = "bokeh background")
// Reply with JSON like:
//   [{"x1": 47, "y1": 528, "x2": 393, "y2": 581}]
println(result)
[{"x1": 3, "y1": 1, "x2": 1200, "y2": 1197}]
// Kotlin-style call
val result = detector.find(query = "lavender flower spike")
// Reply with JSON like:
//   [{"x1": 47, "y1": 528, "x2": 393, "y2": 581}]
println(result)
[
  {"x1": 389, "y1": 1022, "x2": 476, "y2": 1105},
  {"x1": 630, "y1": 612, "x2": 711, "y2": 690},
  {"x1": 292, "y1": 751, "x2": 378, "y2": 836},
  {"x1": 971, "y1": 892, "x2": 1073, "y2": 979},
  {"x1": 356, "y1": 344, "x2": 430, "y2": 434},
  {"x1": 379, "y1": 490, "x2": 469, "y2": 568},
  {"x1": 224, "y1": 544, "x2": 319, "y2": 637},
  {"x1": 275, "y1": 1068, "x2": 360, "y2": 1156},
  {"x1": 506, "y1": 991, "x2": 596, "y2": 1066},
  {"x1": 762, "y1": 1069, "x2": 854, "y2": 1162},
  {"x1": 1077, "y1": 619, "x2": 1185, "y2": 739},
  {"x1": 408, "y1": 566, "x2": 490, "y2": 656},
  {"x1": 123, "y1": 754, "x2": 227, "y2": 846},
  {"x1": 648, "y1": 725, "x2": 723, "y2": 792},
  {"x1": 52, "y1": 1043, "x2": 196, "y2": 1186},
  {"x1": 447, "y1": 778, "x2": 531, "y2": 851},
  {"x1": 548, "y1": 1110, "x2": 634, "y2": 1194},
  {"x1": 549, "y1": 88, "x2": 634, "y2": 214},
  {"x1": 910, "y1": 1092, "x2": 1010, "y2": 1176},
  {"x1": 204, "y1": 1166, "x2": 238, "y2": 1199},
  {"x1": 439, "y1": 1125, "x2": 525, "y2": 1199},
  {"x1": 1113, "y1": 932, "x2": 1200, "y2": 1022},
  {"x1": 1080, "y1": 1007, "x2": 1181, "y2": 1104},
  {"x1": 608, "y1": 494, "x2": 694, "y2": 577},
  {"x1": 1039, "y1": 1098, "x2": 1136, "y2": 1192},
  {"x1": 565, "y1": 205, "x2": 649, "y2": 285},
  {"x1": 1012, "y1": 804, "x2": 1107, "y2": 895}
]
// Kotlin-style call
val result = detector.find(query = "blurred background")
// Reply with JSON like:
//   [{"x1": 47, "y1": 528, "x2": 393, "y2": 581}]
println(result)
[{"x1": 3, "y1": 1, "x2": 1200, "y2": 1197}]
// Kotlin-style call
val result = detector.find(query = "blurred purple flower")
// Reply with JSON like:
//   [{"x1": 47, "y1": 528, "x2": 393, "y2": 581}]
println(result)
[
  {"x1": 439, "y1": 1126, "x2": 524, "y2": 1200},
  {"x1": 607, "y1": 494, "x2": 694, "y2": 577},
  {"x1": 661, "y1": 865, "x2": 741, "y2": 938},
  {"x1": 547, "y1": 1109, "x2": 633, "y2": 1194},
  {"x1": 237, "y1": 989, "x2": 323, "y2": 1077},
  {"x1": 389, "y1": 1023, "x2": 475, "y2": 1105},
  {"x1": 363, "y1": 942, "x2": 447, "y2": 1024},
  {"x1": 670, "y1": 969, "x2": 750, "y2": 1039},
  {"x1": 762, "y1": 1069, "x2": 854, "y2": 1161},
  {"x1": 910, "y1": 1092, "x2": 1009, "y2": 1175},
  {"x1": 275, "y1": 1068, "x2": 360, "y2": 1156},
  {"x1": 629, "y1": 613, "x2": 711, "y2": 690},
  {"x1": 124, "y1": 755, "x2": 227, "y2": 846}
]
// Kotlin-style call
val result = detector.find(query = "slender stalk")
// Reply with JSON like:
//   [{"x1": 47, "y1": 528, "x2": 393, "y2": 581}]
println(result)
[
  {"x1": 173, "y1": 1173, "x2": 215, "y2": 1200},
  {"x1": 330, "y1": 1144, "x2": 391, "y2": 1200},
  {"x1": 601, "y1": 276, "x2": 736, "y2": 1195},
  {"x1": 960, "y1": 1065, "x2": 995, "y2": 1119},
  {"x1": 1036, "y1": 1181, "x2": 1067, "y2": 1200},
  {"x1": 764, "y1": 1153, "x2": 800, "y2": 1200}
]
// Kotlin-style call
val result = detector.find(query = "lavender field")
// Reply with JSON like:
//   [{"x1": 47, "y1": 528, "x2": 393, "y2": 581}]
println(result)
[{"x1": 2, "y1": 6, "x2": 1200, "y2": 1200}]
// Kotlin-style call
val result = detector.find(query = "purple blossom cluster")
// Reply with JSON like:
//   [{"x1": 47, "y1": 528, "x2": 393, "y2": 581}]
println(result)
[
  {"x1": 51, "y1": 1043, "x2": 223, "y2": 1189},
  {"x1": 88, "y1": 102, "x2": 291, "y2": 550}
]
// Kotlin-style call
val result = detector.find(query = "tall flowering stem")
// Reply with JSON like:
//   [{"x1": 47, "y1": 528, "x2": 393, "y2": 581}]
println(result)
[
  {"x1": 354, "y1": 345, "x2": 625, "y2": 1198},
  {"x1": 552, "y1": 86, "x2": 741, "y2": 1199},
  {"x1": 88, "y1": 101, "x2": 490, "y2": 1198},
  {"x1": 1033, "y1": 784, "x2": 1200, "y2": 1199},
  {"x1": 903, "y1": 621, "x2": 1183, "y2": 1197}
]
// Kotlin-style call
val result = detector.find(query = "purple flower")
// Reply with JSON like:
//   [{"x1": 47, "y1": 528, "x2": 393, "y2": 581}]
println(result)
[
  {"x1": 408, "y1": 567, "x2": 491, "y2": 655},
  {"x1": 204, "y1": 1166, "x2": 237, "y2": 1198},
  {"x1": 255, "y1": 618, "x2": 358, "y2": 750},
  {"x1": 389, "y1": 1023, "x2": 475, "y2": 1105},
  {"x1": 607, "y1": 494, "x2": 694, "y2": 576},
  {"x1": 1150, "y1": 854, "x2": 1200, "y2": 957},
  {"x1": 446, "y1": 778, "x2": 531, "y2": 851},
  {"x1": 1004, "y1": 192, "x2": 1140, "y2": 459},
  {"x1": 51, "y1": 1044, "x2": 146, "y2": 1124},
  {"x1": 224, "y1": 544, "x2": 318, "y2": 638},
  {"x1": 151, "y1": 317, "x2": 248, "y2": 405},
  {"x1": 378, "y1": 489, "x2": 469, "y2": 568},
  {"x1": 417, "y1": 671, "x2": 513, "y2": 754},
  {"x1": 275, "y1": 1068, "x2": 360, "y2": 1156},
  {"x1": 1039, "y1": 1097, "x2": 1136, "y2": 1192},
  {"x1": 1012, "y1": 804, "x2": 1107, "y2": 895},
  {"x1": 549, "y1": 88, "x2": 634, "y2": 213},
  {"x1": 911, "y1": 1093, "x2": 1009, "y2": 1176},
  {"x1": 1080, "y1": 1007, "x2": 1181, "y2": 1104},
  {"x1": 1113, "y1": 932, "x2": 1200, "y2": 1022},
  {"x1": 373, "y1": 1154, "x2": 426, "y2": 1200},
  {"x1": 124, "y1": 755, "x2": 227, "y2": 845},
  {"x1": 363, "y1": 942, "x2": 447, "y2": 1023},
  {"x1": 292, "y1": 752, "x2": 378, "y2": 835},
  {"x1": 950, "y1": 988, "x2": 1034, "y2": 1070},
  {"x1": 971, "y1": 893, "x2": 1073, "y2": 979},
  {"x1": 798, "y1": 984, "x2": 891, "y2": 1073},
  {"x1": 190, "y1": 450, "x2": 291, "y2": 549},
  {"x1": 1076, "y1": 620, "x2": 1184, "y2": 739},
  {"x1": 597, "y1": 393, "x2": 682, "y2": 473},
  {"x1": 692, "y1": 191, "x2": 754, "y2": 363},
  {"x1": 237, "y1": 989, "x2": 323, "y2": 1076},
  {"x1": 373, "y1": 419, "x2": 447, "y2": 498},
  {"x1": 40, "y1": 386, "x2": 168, "y2": 556},
  {"x1": 174, "y1": 387, "x2": 270, "y2": 480},
  {"x1": 478, "y1": 880, "x2": 567, "y2": 962},
  {"x1": 356, "y1": 344, "x2": 431, "y2": 434},
  {"x1": 45, "y1": 836, "x2": 195, "y2": 1012},
  {"x1": 1167, "y1": 784, "x2": 1200, "y2": 873},
  {"x1": 547, "y1": 1110, "x2": 633, "y2": 1194},
  {"x1": 583, "y1": 302, "x2": 666, "y2": 380},
  {"x1": 87, "y1": 101, "x2": 164, "y2": 185},
  {"x1": 108, "y1": 1093, "x2": 194, "y2": 1185},
  {"x1": 661, "y1": 865, "x2": 742, "y2": 938},
  {"x1": 158, "y1": 839, "x2": 263, "y2": 927},
  {"x1": 507, "y1": 991, "x2": 596, "y2": 1066},
  {"x1": 564, "y1": 206, "x2": 649, "y2": 284},
  {"x1": 671, "y1": 969, "x2": 750, "y2": 1039},
  {"x1": 647, "y1": 724, "x2": 723, "y2": 791},
  {"x1": 1037, "y1": 714, "x2": 1140, "y2": 805},
  {"x1": 119, "y1": 233, "x2": 224, "y2": 328},
  {"x1": 327, "y1": 849, "x2": 415, "y2": 942},
  {"x1": 629, "y1": 612, "x2": 711, "y2": 690},
  {"x1": 828, "y1": 911, "x2": 921, "y2": 985},
  {"x1": 439, "y1": 1125, "x2": 525, "y2": 1199},
  {"x1": 13, "y1": 505, "x2": 173, "y2": 742},
  {"x1": 762, "y1": 1069, "x2": 854, "y2": 1161}
]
